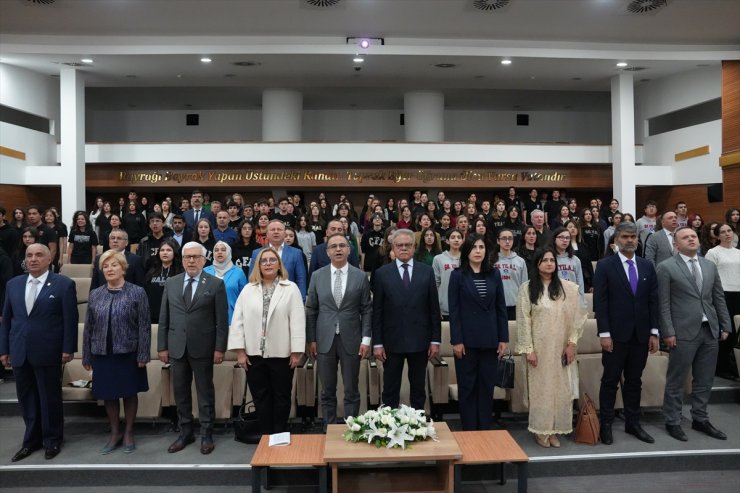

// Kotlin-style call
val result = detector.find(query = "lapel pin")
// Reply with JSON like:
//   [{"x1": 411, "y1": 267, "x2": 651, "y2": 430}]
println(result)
[{"x1": 47, "y1": 282, "x2": 51, "y2": 286}]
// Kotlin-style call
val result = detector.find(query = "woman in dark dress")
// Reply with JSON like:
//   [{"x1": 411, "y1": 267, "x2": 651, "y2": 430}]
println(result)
[
  {"x1": 192, "y1": 217, "x2": 216, "y2": 266},
  {"x1": 83, "y1": 250, "x2": 150, "y2": 454},
  {"x1": 143, "y1": 238, "x2": 182, "y2": 323},
  {"x1": 67, "y1": 211, "x2": 99, "y2": 265}
]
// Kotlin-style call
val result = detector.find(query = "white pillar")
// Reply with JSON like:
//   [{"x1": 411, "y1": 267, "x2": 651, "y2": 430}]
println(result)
[
  {"x1": 262, "y1": 89, "x2": 302, "y2": 141},
  {"x1": 404, "y1": 91, "x2": 444, "y2": 142},
  {"x1": 59, "y1": 67, "x2": 85, "y2": 220},
  {"x1": 611, "y1": 73, "x2": 636, "y2": 216}
]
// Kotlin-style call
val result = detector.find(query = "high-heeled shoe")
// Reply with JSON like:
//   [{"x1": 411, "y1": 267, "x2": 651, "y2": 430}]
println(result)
[
  {"x1": 548, "y1": 434, "x2": 561, "y2": 448},
  {"x1": 101, "y1": 435, "x2": 123, "y2": 455},
  {"x1": 534, "y1": 434, "x2": 550, "y2": 448},
  {"x1": 123, "y1": 433, "x2": 135, "y2": 453}
]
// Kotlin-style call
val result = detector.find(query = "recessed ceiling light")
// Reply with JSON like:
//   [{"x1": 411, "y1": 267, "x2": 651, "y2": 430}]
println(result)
[
  {"x1": 434, "y1": 63, "x2": 456, "y2": 68},
  {"x1": 200, "y1": 57, "x2": 212, "y2": 63},
  {"x1": 616, "y1": 62, "x2": 628, "y2": 68},
  {"x1": 501, "y1": 59, "x2": 512, "y2": 65},
  {"x1": 232, "y1": 61, "x2": 261, "y2": 67},
  {"x1": 176, "y1": 74, "x2": 183, "y2": 78},
  {"x1": 81, "y1": 58, "x2": 93, "y2": 64},
  {"x1": 353, "y1": 57, "x2": 364, "y2": 63}
]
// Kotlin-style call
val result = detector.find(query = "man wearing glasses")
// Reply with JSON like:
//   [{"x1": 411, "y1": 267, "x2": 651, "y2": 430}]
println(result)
[
  {"x1": 371, "y1": 229, "x2": 441, "y2": 410},
  {"x1": 90, "y1": 230, "x2": 145, "y2": 291},
  {"x1": 158, "y1": 242, "x2": 228, "y2": 455},
  {"x1": 306, "y1": 233, "x2": 372, "y2": 431}
]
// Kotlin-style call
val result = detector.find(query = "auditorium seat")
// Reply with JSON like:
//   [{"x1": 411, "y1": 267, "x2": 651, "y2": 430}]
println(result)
[
  {"x1": 61, "y1": 323, "x2": 94, "y2": 401},
  {"x1": 121, "y1": 323, "x2": 164, "y2": 420},
  {"x1": 576, "y1": 319, "x2": 623, "y2": 410},
  {"x1": 584, "y1": 292, "x2": 594, "y2": 318},
  {"x1": 61, "y1": 263, "x2": 94, "y2": 278},
  {"x1": 162, "y1": 354, "x2": 236, "y2": 420},
  {"x1": 72, "y1": 277, "x2": 91, "y2": 323}
]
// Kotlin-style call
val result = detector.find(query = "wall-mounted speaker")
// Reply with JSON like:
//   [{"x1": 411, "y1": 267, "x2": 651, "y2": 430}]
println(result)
[
  {"x1": 186, "y1": 114, "x2": 199, "y2": 126},
  {"x1": 707, "y1": 183, "x2": 723, "y2": 203},
  {"x1": 516, "y1": 114, "x2": 529, "y2": 126}
]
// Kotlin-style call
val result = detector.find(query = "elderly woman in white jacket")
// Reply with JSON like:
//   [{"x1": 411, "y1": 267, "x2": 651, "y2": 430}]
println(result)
[{"x1": 228, "y1": 247, "x2": 306, "y2": 436}]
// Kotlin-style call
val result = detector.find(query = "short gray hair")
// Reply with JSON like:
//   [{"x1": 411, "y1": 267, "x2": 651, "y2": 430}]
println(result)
[
  {"x1": 530, "y1": 210, "x2": 544, "y2": 218},
  {"x1": 391, "y1": 228, "x2": 415, "y2": 246},
  {"x1": 614, "y1": 221, "x2": 638, "y2": 237},
  {"x1": 182, "y1": 241, "x2": 207, "y2": 256}
]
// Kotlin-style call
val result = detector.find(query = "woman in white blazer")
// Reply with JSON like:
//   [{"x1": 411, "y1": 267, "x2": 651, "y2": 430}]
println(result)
[{"x1": 228, "y1": 247, "x2": 305, "y2": 437}]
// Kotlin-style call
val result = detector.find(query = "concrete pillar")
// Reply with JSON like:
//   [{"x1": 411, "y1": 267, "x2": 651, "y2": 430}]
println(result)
[
  {"x1": 59, "y1": 67, "x2": 85, "y2": 219},
  {"x1": 262, "y1": 89, "x2": 302, "y2": 141},
  {"x1": 404, "y1": 91, "x2": 444, "y2": 142},
  {"x1": 611, "y1": 73, "x2": 636, "y2": 216}
]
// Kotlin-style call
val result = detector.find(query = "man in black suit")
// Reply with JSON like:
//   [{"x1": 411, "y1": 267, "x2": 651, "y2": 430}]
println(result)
[
  {"x1": 593, "y1": 222, "x2": 660, "y2": 445},
  {"x1": 1, "y1": 244, "x2": 78, "y2": 461},
  {"x1": 372, "y1": 229, "x2": 441, "y2": 410},
  {"x1": 90, "y1": 230, "x2": 144, "y2": 290}
]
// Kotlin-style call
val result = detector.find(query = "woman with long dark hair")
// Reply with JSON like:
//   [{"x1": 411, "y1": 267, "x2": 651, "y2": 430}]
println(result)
[
  {"x1": 308, "y1": 205, "x2": 326, "y2": 245},
  {"x1": 503, "y1": 206, "x2": 524, "y2": 248},
  {"x1": 414, "y1": 227, "x2": 441, "y2": 266},
  {"x1": 67, "y1": 210, "x2": 99, "y2": 265},
  {"x1": 232, "y1": 219, "x2": 258, "y2": 277},
  {"x1": 699, "y1": 221, "x2": 720, "y2": 256},
  {"x1": 396, "y1": 206, "x2": 414, "y2": 231},
  {"x1": 725, "y1": 207, "x2": 739, "y2": 248},
  {"x1": 192, "y1": 218, "x2": 216, "y2": 266},
  {"x1": 448, "y1": 234, "x2": 508, "y2": 430},
  {"x1": 143, "y1": 238, "x2": 183, "y2": 323},
  {"x1": 384, "y1": 198, "x2": 398, "y2": 224},
  {"x1": 11, "y1": 208, "x2": 26, "y2": 235},
  {"x1": 517, "y1": 225, "x2": 539, "y2": 274},
  {"x1": 579, "y1": 208, "x2": 601, "y2": 261},
  {"x1": 516, "y1": 247, "x2": 585, "y2": 448},
  {"x1": 12, "y1": 227, "x2": 40, "y2": 275}
]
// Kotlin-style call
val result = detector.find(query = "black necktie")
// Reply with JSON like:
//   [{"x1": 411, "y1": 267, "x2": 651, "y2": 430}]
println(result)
[
  {"x1": 402, "y1": 263, "x2": 410, "y2": 289},
  {"x1": 183, "y1": 277, "x2": 195, "y2": 309}
]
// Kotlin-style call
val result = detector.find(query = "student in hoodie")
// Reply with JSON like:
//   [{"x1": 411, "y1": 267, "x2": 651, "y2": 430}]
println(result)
[
  {"x1": 432, "y1": 229, "x2": 463, "y2": 320},
  {"x1": 550, "y1": 226, "x2": 585, "y2": 297},
  {"x1": 492, "y1": 228, "x2": 529, "y2": 320}
]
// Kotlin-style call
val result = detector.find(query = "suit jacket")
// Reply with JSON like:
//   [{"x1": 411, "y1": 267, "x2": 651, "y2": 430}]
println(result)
[
  {"x1": 249, "y1": 244, "x2": 307, "y2": 300},
  {"x1": 371, "y1": 261, "x2": 441, "y2": 353},
  {"x1": 183, "y1": 208, "x2": 216, "y2": 230},
  {"x1": 593, "y1": 254, "x2": 659, "y2": 344},
  {"x1": 1, "y1": 272, "x2": 78, "y2": 367},
  {"x1": 305, "y1": 264, "x2": 372, "y2": 355},
  {"x1": 448, "y1": 269, "x2": 508, "y2": 349},
  {"x1": 90, "y1": 250, "x2": 145, "y2": 291},
  {"x1": 158, "y1": 271, "x2": 229, "y2": 359},
  {"x1": 644, "y1": 229, "x2": 674, "y2": 266},
  {"x1": 308, "y1": 242, "x2": 359, "y2": 277},
  {"x1": 656, "y1": 255, "x2": 731, "y2": 340}
]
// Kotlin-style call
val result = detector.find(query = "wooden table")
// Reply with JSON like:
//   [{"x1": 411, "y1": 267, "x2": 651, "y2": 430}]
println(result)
[
  {"x1": 452, "y1": 430, "x2": 529, "y2": 493},
  {"x1": 323, "y1": 422, "x2": 462, "y2": 493},
  {"x1": 250, "y1": 434, "x2": 327, "y2": 492}
]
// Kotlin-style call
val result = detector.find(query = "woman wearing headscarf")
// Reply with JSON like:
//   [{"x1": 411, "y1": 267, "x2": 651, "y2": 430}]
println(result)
[{"x1": 204, "y1": 240, "x2": 247, "y2": 324}]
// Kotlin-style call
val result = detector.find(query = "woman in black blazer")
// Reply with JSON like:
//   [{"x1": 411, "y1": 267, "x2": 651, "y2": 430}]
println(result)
[{"x1": 448, "y1": 234, "x2": 509, "y2": 431}]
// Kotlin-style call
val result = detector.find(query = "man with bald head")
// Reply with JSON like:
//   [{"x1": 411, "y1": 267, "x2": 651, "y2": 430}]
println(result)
[
  {"x1": 645, "y1": 211, "x2": 678, "y2": 266},
  {"x1": 1, "y1": 244, "x2": 78, "y2": 461}
]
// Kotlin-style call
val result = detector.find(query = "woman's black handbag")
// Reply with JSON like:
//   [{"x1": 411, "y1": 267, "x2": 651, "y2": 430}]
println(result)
[
  {"x1": 496, "y1": 351, "x2": 515, "y2": 389},
  {"x1": 233, "y1": 400, "x2": 261, "y2": 444}
]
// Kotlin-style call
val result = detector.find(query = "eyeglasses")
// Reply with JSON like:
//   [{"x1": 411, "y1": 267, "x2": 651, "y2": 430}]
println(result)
[
  {"x1": 394, "y1": 243, "x2": 414, "y2": 249},
  {"x1": 498, "y1": 237, "x2": 514, "y2": 242},
  {"x1": 327, "y1": 243, "x2": 349, "y2": 250},
  {"x1": 183, "y1": 255, "x2": 204, "y2": 261},
  {"x1": 555, "y1": 235, "x2": 571, "y2": 241},
  {"x1": 109, "y1": 236, "x2": 125, "y2": 241},
  {"x1": 260, "y1": 257, "x2": 278, "y2": 265}
]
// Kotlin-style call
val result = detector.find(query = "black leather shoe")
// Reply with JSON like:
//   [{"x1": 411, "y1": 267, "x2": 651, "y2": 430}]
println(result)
[
  {"x1": 44, "y1": 446, "x2": 61, "y2": 460},
  {"x1": 167, "y1": 435, "x2": 195, "y2": 453},
  {"x1": 666, "y1": 424, "x2": 688, "y2": 442},
  {"x1": 625, "y1": 424, "x2": 655, "y2": 444},
  {"x1": 200, "y1": 435, "x2": 215, "y2": 455},
  {"x1": 692, "y1": 420, "x2": 727, "y2": 440},
  {"x1": 600, "y1": 424, "x2": 613, "y2": 445},
  {"x1": 11, "y1": 446, "x2": 40, "y2": 462}
]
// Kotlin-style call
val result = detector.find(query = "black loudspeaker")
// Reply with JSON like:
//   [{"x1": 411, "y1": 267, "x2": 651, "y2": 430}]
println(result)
[
  {"x1": 707, "y1": 183, "x2": 723, "y2": 203},
  {"x1": 186, "y1": 114, "x2": 199, "y2": 126},
  {"x1": 399, "y1": 113, "x2": 405, "y2": 126},
  {"x1": 516, "y1": 114, "x2": 529, "y2": 126}
]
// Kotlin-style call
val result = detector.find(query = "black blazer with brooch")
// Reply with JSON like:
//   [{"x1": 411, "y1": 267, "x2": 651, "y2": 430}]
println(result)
[
  {"x1": 371, "y1": 261, "x2": 441, "y2": 353},
  {"x1": 448, "y1": 268, "x2": 508, "y2": 348}
]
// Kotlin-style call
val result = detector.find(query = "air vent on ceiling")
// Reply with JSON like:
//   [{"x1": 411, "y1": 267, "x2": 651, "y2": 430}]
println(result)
[
  {"x1": 473, "y1": 0, "x2": 511, "y2": 11},
  {"x1": 626, "y1": 0, "x2": 668, "y2": 14},
  {"x1": 622, "y1": 66, "x2": 647, "y2": 71},
  {"x1": 61, "y1": 62, "x2": 86, "y2": 67},
  {"x1": 25, "y1": 0, "x2": 56, "y2": 4},
  {"x1": 304, "y1": 0, "x2": 342, "y2": 7},
  {"x1": 232, "y1": 61, "x2": 261, "y2": 67}
]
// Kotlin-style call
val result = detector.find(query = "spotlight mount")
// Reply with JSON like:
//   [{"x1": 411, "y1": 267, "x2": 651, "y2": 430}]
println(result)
[{"x1": 346, "y1": 37, "x2": 384, "y2": 48}]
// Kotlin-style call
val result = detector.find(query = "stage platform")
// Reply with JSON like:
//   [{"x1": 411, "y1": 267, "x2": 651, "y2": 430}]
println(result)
[{"x1": 0, "y1": 378, "x2": 738, "y2": 492}]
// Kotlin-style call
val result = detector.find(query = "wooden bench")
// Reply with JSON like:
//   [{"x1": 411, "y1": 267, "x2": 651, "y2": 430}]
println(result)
[
  {"x1": 452, "y1": 430, "x2": 529, "y2": 493},
  {"x1": 250, "y1": 434, "x2": 326, "y2": 492}
]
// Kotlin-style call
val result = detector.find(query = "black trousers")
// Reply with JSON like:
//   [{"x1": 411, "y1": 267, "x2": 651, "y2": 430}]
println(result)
[
  {"x1": 599, "y1": 334, "x2": 648, "y2": 426},
  {"x1": 454, "y1": 347, "x2": 497, "y2": 431},
  {"x1": 247, "y1": 356, "x2": 294, "y2": 434},
  {"x1": 382, "y1": 351, "x2": 428, "y2": 410},
  {"x1": 14, "y1": 361, "x2": 64, "y2": 449}
]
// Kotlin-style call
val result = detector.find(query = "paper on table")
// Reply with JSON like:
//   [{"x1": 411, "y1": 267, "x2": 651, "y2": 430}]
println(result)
[{"x1": 268, "y1": 432, "x2": 291, "y2": 447}]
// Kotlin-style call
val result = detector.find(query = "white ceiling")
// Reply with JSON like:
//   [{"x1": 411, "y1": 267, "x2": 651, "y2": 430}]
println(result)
[{"x1": 1, "y1": 0, "x2": 738, "y2": 111}]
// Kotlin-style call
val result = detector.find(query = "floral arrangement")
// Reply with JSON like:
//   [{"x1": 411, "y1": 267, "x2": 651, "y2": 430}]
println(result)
[{"x1": 343, "y1": 405, "x2": 438, "y2": 449}]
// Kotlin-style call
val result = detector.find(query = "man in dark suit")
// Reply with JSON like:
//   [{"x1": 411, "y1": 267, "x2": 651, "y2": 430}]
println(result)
[
  {"x1": 372, "y1": 229, "x2": 441, "y2": 410},
  {"x1": 1, "y1": 244, "x2": 78, "y2": 461},
  {"x1": 249, "y1": 220, "x2": 307, "y2": 300},
  {"x1": 593, "y1": 222, "x2": 660, "y2": 445},
  {"x1": 657, "y1": 227, "x2": 731, "y2": 442},
  {"x1": 644, "y1": 211, "x2": 677, "y2": 266},
  {"x1": 183, "y1": 189, "x2": 215, "y2": 230},
  {"x1": 308, "y1": 220, "x2": 359, "y2": 276},
  {"x1": 158, "y1": 241, "x2": 229, "y2": 454},
  {"x1": 90, "y1": 230, "x2": 144, "y2": 290},
  {"x1": 306, "y1": 233, "x2": 372, "y2": 429}
]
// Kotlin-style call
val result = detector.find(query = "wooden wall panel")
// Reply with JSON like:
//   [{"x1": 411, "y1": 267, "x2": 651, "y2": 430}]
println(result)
[
  {"x1": 722, "y1": 60, "x2": 740, "y2": 154},
  {"x1": 0, "y1": 185, "x2": 61, "y2": 213},
  {"x1": 636, "y1": 184, "x2": 730, "y2": 223},
  {"x1": 722, "y1": 165, "x2": 740, "y2": 210}
]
